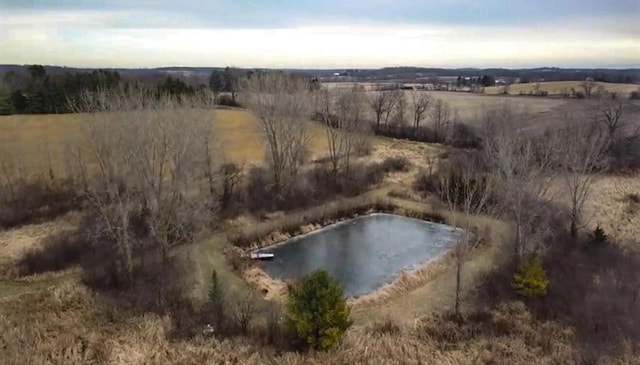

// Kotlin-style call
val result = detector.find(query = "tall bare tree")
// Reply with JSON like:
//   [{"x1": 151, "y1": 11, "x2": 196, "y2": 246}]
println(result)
[
  {"x1": 598, "y1": 101, "x2": 624, "y2": 139},
  {"x1": 382, "y1": 88, "x2": 403, "y2": 127},
  {"x1": 430, "y1": 99, "x2": 451, "y2": 142},
  {"x1": 557, "y1": 123, "x2": 609, "y2": 237},
  {"x1": 582, "y1": 79, "x2": 595, "y2": 99},
  {"x1": 241, "y1": 72, "x2": 312, "y2": 196},
  {"x1": 482, "y1": 104, "x2": 560, "y2": 259},
  {"x1": 411, "y1": 89, "x2": 431, "y2": 132},
  {"x1": 368, "y1": 86, "x2": 391, "y2": 130},
  {"x1": 350, "y1": 87, "x2": 372, "y2": 156},
  {"x1": 319, "y1": 85, "x2": 367, "y2": 181},
  {"x1": 438, "y1": 153, "x2": 493, "y2": 319},
  {"x1": 390, "y1": 91, "x2": 407, "y2": 127}
]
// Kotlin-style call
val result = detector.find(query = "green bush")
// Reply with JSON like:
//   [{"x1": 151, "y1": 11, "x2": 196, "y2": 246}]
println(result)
[
  {"x1": 285, "y1": 270, "x2": 352, "y2": 350},
  {"x1": 207, "y1": 270, "x2": 226, "y2": 332},
  {"x1": 589, "y1": 226, "x2": 609, "y2": 246},
  {"x1": 512, "y1": 253, "x2": 548, "y2": 298},
  {"x1": 587, "y1": 225, "x2": 609, "y2": 250}
]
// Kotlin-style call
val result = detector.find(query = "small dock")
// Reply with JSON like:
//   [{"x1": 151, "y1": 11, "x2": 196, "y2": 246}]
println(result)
[{"x1": 250, "y1": 252, "x2": 275, "y2": 260}]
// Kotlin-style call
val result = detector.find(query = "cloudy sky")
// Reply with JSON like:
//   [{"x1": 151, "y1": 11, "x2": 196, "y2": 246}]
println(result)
[{"x1": 0, "y1": 0, "x2": 638, "y2": 68}]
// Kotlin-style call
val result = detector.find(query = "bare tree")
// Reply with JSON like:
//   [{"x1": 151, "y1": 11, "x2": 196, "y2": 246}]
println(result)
[
  {"x1": 319, "y1": 85, "x2": 366, "y2": 181},
  {"x1": 534, "y1": 81, "x2": 541, "y2": 96},
  {"x1": 383, "y1": 88, "x2": 403, "y2": 127},
  {"x1": 219, "y1": 162, "x2": 243, "y2": 210},
  {"x1": 557, "y1": 124, "x2": 609, "y2": 237},
  {"x1": 390, "y1": 91, "x2": 407, "y2": 127},
  {"x1": 368, "y1": 86, "x2": 391, "y2": 130},
  {"x1": 437, "y1": 153, "x2": 493, "y2": 319},
  {"x1": 232, "y1": 292, "x2": 259, "y2": 335},
  {"x1": 582, "y1": 78, "x2": 595, "y2": 99},
  {"x1": 318, "y1": 88, "x2": 344, "y2": 180},
  {"x1": 430, "y1": 99, "x2": 451, "y2": 142},
  {"x1": 482, "y1": 104, "x2": 561, "y2": 260},
  {"x1": 70, "y1": 87, "x2": 215, "y2": 288},
  {"x1": 411, "y1": 89, "x2": 431, "y2": 132},
  {"x1": 598, "y1": 101, "x2": 624, "y2": 139},
  {"x1": 241, "y1": 72, "x2": 312, "y2": 196}
]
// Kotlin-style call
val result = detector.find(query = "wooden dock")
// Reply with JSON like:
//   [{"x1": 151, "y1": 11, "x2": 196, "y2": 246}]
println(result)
[{"x1": 249, "y1": 252, "x2": 275, "y2": 260}]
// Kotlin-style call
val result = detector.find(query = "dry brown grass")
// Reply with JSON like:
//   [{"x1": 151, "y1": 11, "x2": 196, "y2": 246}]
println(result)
[
  {"x1": 3, "y1": 101, "x2": 640, "y2": 363},
  {"x1": 3, "y1": 278, "x2": 637, "y2": 365},
  {"x1": 427, "y1": 91, "x2": 566, "y2": 120},
  {"x1": 0, "y1": 212, "x2": 82, "y2": 274},
  {"x1": 1, "y1": 176, "x2": 637, "y2": 364},
  {"x1": 586, "y1": 173, "x2": 640, "y2": 246},
  {"x1": 548, "y1": 172, "x2": 640, "y2": 246},
  {"x1": 484, "y1": 81, "x2": 638, "y2": 96}
]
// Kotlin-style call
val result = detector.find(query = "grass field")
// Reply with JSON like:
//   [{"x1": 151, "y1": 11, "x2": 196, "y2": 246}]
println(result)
[
  {"x1": 325, "y1": 83, "x2": 570, "y2": 122},
  {"x1": 213, "y1": 108, "x2": 328, "y2": 164},
  {"x1": 0, "y1": 108, "x2": 330, "y2": 178},
  {"x1": 426, "y1": 91, "x2": 566, "y2": 121},
  {"x1": 484, "y1": 81, "x2": 639, "y2": 96}
]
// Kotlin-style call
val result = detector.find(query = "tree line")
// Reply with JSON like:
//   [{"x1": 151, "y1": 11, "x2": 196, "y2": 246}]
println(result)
[
  {"x1": 1, "y1": 65, "x2": 121, "y2": 114},
  {"x1": 0, "y1": 65, "x2": 246, "y2": 115}
]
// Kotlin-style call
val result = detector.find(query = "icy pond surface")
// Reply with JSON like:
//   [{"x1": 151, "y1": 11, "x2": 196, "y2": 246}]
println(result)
[{"x1": 255, "y1": 213, "x2": 461, "y2": 298}]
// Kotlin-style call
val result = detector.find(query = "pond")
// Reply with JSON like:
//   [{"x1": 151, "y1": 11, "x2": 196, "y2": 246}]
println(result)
[{"x1": 254, "y1": 213, "x2": 462, "y2": 298}]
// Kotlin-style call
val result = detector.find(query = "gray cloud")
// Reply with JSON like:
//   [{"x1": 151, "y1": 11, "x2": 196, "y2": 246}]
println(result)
[
  {"x1": 3, "y1": 0, "x2": 638, "y2": 28},
  {"x1": 1, "y1": 0, "x2": 638, "y2": 67}
]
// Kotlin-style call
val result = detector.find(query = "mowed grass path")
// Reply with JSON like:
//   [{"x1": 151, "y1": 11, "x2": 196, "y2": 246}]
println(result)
[{"x1": 0, "y1": 108, "x2": 330, "y2": 175}]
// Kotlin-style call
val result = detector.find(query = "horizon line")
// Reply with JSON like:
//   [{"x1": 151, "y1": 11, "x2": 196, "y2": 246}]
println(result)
[{"x1": 2, "y1": 63, "x2": 640, "y2": 71}]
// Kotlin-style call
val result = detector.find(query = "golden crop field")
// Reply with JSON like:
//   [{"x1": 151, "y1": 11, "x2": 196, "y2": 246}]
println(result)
[
  {"x1": 0, "y1": 108, "x2": 330, "y2": 176},
  {"x1": 484, "y1": 81, "x2": 638, "y2": 96},
  {"x1": 212, "y1": 108, "x2": 329, "y2": 164}
]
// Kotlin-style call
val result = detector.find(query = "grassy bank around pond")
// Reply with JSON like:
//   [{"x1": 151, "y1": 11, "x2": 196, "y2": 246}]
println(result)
[{"x1": 200, "y1": 191, "x2": 510, "y2": 321}]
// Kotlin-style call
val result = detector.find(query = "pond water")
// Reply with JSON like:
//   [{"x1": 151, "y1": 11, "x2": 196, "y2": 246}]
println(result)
[{"x1": 255, "y1": 213, "x2": 462, "y2": 298}]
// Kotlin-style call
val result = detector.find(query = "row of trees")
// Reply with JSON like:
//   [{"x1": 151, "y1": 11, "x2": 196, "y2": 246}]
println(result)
[{"x1": 368, "y1": 87, "x2": 455, "y2": 143}]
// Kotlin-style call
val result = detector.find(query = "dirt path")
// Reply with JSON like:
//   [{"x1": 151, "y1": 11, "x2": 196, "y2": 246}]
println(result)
[{"x1": 0, "y1": 271, "x2": 76, "y2": 300}]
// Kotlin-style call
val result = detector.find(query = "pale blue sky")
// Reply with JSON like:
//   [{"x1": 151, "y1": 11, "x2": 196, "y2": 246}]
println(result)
[{"x1": 1, "y1": 0, "x2": 638, "y2": 68}]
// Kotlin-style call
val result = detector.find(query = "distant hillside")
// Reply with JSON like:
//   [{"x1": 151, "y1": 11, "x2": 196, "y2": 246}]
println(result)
[{"x1": 1, "y1": 64, "x2": 639, "y2": 84}]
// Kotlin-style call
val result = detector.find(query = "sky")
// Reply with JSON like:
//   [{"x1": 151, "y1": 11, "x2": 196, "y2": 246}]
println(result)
[{"x1": 0, "y1": 0, "x2": 639, "y2": 69}]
